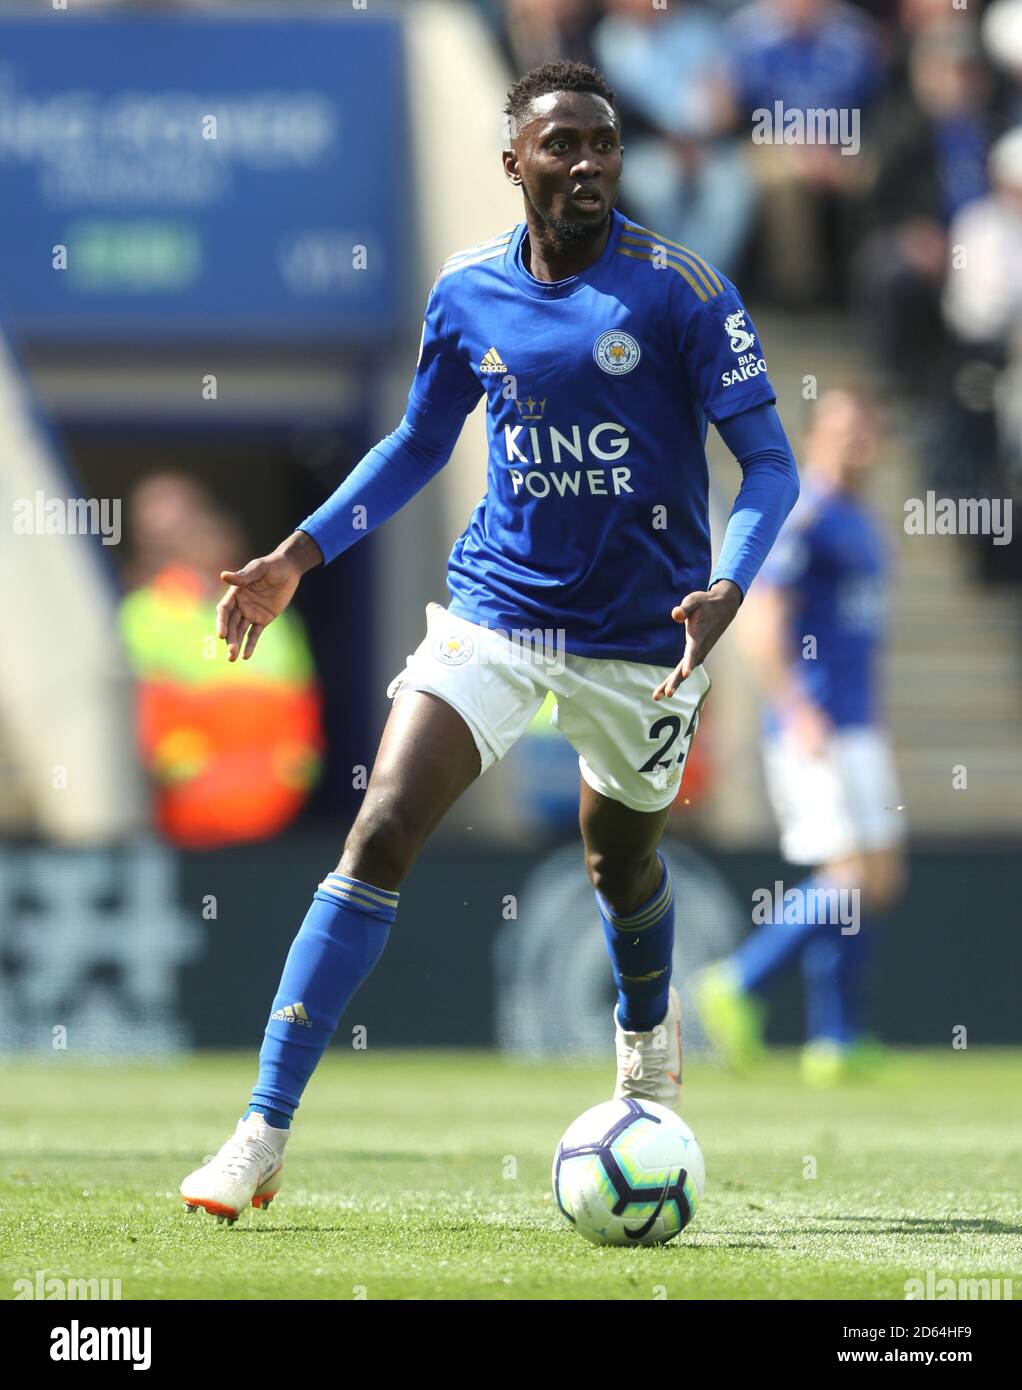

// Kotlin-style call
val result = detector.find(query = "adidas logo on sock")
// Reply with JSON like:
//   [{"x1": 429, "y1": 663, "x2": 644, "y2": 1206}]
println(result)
[{"x1": 271, "y1": 1002, "x2": 312, "y2": 1027}]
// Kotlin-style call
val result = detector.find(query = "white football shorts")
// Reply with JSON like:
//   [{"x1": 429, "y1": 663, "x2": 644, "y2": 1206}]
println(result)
[
  {"x1": 386, "y1": 603, "x2": 711, "y2": 814},
  {"x1": 763, "y1": 724, "x2": 906, "y2": 865}
]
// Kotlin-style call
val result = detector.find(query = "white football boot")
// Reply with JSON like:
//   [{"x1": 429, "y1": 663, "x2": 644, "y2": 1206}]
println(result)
[
  {"x1": 613, "y1": 985, "x2": 683, "y2": 1113},
  {"x1": 180, "y1": 1113, "x2": 289, "y2": 1224}
]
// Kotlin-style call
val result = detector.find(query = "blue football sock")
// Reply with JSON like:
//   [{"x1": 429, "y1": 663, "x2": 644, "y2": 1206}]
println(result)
[
  {"x1": 802, "y1": 915, "x2": 873, "y2": 1045},
  {"x1": 244, "y1": 1104, "x2": 292, "y2": 1130},
  {"x1": 731, "y1": 873, "x2": 835, "y2": 994},
  {"x1": 597, "y1": 853, "x2": 674, "y2": 1033},
  {"x1": 247, "y1": 872, "x2": 397, "y2": 1120}
]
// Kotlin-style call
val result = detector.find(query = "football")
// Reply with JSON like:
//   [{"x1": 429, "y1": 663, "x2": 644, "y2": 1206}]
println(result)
[{"x1": 552, "y1": 1098, "x2": 705, "y2": 1246}]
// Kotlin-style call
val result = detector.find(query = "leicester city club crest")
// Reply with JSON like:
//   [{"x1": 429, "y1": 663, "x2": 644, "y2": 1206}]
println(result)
[
  {"x1": 593, "y1": 330, "x2": 640, "y2": 376},
  {"x1": 433, "y1": 631, "x2": 474, "y2": 666}
]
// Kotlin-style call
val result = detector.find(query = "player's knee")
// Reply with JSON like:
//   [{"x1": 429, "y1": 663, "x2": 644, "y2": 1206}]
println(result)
[
  {"x1": 824, "y1": 853, "x2": 867, "y2": 895},
  {"x1": 582, "y1": 845, "x2": 615, "y2": 895},
  {"x1": 339, "y1": 801, "x2": 422, "y2": 890},
  {"x1": 826, "y1": 849, "x2": 905, "y2": 914},
  {"x1": 861, "y1": 849, "x2": 906, "y2": 913}
]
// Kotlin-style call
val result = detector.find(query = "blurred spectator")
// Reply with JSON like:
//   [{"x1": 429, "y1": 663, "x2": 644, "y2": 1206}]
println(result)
[
  {"x1": 592, "y1": 0, "x2": 755, "y2": 274},
  {"x1": 943, "y1": 125, "x2": 1022, "y2": 347},
  {"x1": 856, "y1": 22, "x2": 995, "y2": 402},
  {"x1": 120, "y1": 474, "x2": 323, "y2": 848},
  {"x1": 733, "y1": 0, "x2": 886, "y2": 114},
  {"x1": 730, "y1": 0, "x2": 888, "y2": 304},
  {"x1": 894, "y1": 0, "x2": 983, "y2": 47},
  {"x1": 495, "y1": 0, "x2": 601, "y2": 78},
  {"x1": 983, "y1": 0, "x2": 1022, "y2": 125},
  {"x1": 30, "y1": 1, "x2": 221, "y2": 8},
  {"x1": 941, "y1": 126, "x2": 1022, "y2": 571}
]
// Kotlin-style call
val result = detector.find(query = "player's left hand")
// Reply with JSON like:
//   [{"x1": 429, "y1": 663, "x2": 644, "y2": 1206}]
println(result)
[{"x1": 652, "y1": 581, "x2": 743, "y2": 700}]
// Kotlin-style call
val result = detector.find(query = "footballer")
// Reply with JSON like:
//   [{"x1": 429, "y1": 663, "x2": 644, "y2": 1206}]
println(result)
[
  {"x1": 698, "y1": 390, "x2": 905, "y2": 1085},
  {"x1": 180, "y1": 62, "x2": 800, "y2": 1220}
]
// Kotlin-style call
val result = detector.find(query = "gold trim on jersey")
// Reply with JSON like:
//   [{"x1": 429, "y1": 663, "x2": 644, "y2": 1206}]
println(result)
[
  {"x1": 436, "y1": 229, "x2": 516, "y2": 281},
  {"x1": 622, "y1": 223, "x2": 724, "y2": 293},
  {"x1": 435, "y1": 244, "x2": 512, "y2": 282},
  {"x1": 615, "y1": 247, "x2": 713, "y2": 302},
  {"x1": 619, "y1": 224, "x2": 724, "y2": 299}
]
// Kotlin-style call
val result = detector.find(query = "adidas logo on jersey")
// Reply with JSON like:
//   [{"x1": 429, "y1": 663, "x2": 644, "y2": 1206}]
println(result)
[
  {"x1": 271, "y1": 1002, "x2": 312, "y2": 1027},
  {"x1": 479, "y1": 346, "x2": 508, "y2": 373}
]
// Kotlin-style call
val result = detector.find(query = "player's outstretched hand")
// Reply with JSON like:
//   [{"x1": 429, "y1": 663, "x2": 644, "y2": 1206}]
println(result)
[
  {"x1": 216, "y1": 531, "x2": 322, "y2": 662},
  {"x1": 652, "y1": 581, "x2": 743, "y2": 700}
]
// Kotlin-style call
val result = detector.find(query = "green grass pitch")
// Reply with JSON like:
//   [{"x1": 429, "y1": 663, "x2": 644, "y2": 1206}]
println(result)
[{"x1": 2, "y1": 1049, "x2": 1019, "y2": 1300}]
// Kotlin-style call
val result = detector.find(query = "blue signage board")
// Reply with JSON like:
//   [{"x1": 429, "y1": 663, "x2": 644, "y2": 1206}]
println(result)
[{"x1": 0, "y1": 13, "x2": 408, "y2": 342}]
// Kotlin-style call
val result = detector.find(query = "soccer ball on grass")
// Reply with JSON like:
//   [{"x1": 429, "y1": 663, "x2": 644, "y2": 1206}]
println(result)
[{"x1": 552, "y1": 1098, "x2": 705, "y2": 1246}]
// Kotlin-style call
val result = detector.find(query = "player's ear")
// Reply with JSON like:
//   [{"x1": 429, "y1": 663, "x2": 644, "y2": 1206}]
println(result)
[{"x1": 502, "y1": 149, "x2": 521, "y2": 185}]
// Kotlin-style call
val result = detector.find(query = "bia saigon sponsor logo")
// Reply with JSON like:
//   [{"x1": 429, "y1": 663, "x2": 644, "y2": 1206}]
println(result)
[
  {"x1": 725, "y1": 310, "x2": 755, "y2": 353},
  {"x1": 721, "y1": 310, "x2": 766, "y2": 389}
]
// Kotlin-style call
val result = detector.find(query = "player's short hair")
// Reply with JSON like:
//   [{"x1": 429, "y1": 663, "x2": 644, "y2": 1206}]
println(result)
[{"x1": 504, "y1": 61, "x2": 616, "y2": 134}]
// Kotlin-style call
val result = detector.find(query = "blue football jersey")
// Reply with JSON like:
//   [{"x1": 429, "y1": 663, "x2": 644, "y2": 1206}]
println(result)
[
  {"x1": 759, "y1": 484, "x2": 888, "y2": 727},
  {"x1": 407, "y1": 207, "x2": 777, "y2": 668}
]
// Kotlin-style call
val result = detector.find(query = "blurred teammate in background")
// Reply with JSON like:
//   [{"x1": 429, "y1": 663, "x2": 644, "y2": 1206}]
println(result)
[{"x1": 697, "y1": 389, "x2": 906, "y2": 1085}]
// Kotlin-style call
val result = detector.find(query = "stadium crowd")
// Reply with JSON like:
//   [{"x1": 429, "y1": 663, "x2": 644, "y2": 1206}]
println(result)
[
  {"x1": 14, "y1": 0, "x2": 1022, "y2": 550},
  {"x1": 482, "y1": 0, "x2": 1022, "y2": 577}
]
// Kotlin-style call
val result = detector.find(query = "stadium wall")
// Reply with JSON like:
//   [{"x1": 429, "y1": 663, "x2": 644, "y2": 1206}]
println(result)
[{"x1": 0, "y1": 838, "x2": 1016, "y2": 1054}]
